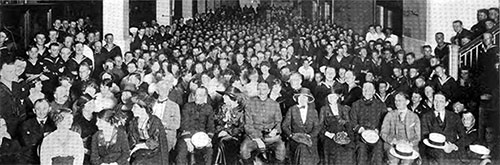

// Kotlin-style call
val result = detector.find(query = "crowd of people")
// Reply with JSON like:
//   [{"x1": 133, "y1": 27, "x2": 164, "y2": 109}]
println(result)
[{"x1": 0, "y1": 4, "x2": 498, "y2": 165}]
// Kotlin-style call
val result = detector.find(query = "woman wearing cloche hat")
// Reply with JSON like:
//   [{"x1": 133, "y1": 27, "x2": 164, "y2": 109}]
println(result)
[
  {"x1": 319, "y1": 88, "x2": 355, "y2": 165},
  {"x1": 282, "y1": 88, "x2": 321, "y2": 165}
]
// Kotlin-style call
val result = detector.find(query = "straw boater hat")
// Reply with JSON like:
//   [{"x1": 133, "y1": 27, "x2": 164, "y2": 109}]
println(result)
[
  {"x1": 361, "y1": 130, "x2": 379, "y2": 144},
  {"x1": 390, "y1": 143, "x2": 420, "y2": 160},
  {"x1": 423, "y1": 133, "x2": 447, "y2": 149},
  {"x1": 293, "y1": 88, "x2": 315, "y2": 103},
  {"x1": 191, "y1": 132, "x2": 211, "y2": 148},
  {"x1": 469, "y1": 144, "x2": 491, "y2": 155}
]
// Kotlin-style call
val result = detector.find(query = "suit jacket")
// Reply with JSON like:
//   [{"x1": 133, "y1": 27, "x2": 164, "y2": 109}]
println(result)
[
  {"x1": 380, "y1": 110, "x2": 421, "y2": 147},
  {"x1": 282, "y1": 105, "x2": 321, "y2": 138},
  {"x1": 152, "y1": 99, "x2": 181, "y2": 131},
  {"x1": 20, "y1": 118, "x2": 56, "y2": 147},
  {"x1": 0, "y1": 82, "x2": 23, "y2": 139},
  {"x1": 421, "y1": 110, "x2": 465, "y2": 144},
  {"x1": 179, "y1": 103, "x2": 215, "y2": 138}
]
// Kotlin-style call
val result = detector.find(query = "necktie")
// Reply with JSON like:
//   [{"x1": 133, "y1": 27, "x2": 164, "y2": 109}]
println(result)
[
  {"x1": 437, "y1": 112, "x2": 444, "y2": 126},
  {"x1": 40, "y1": 120, "x2": 45, "y2": 129},
  {"x1": 399, "y1": 112, "x2": 404, "y2": 122}
]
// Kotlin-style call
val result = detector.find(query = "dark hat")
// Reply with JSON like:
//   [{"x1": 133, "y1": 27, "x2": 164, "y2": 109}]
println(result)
[
  {"x1": 293, "y1": 88, "x2": 315, "y2": 103},
  {"x1": 131, "y1": 93, "x2": 155, "y2": 112},
  {"x1": 260, "y1": 61, "x2": 271, "y2": 68},
  {"x1": 216, "y1": 86, "x2": 241, "y2": 99}
]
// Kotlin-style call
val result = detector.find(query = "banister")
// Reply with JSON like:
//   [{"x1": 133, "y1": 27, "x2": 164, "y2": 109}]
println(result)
[{"x1": 459, "y1": 25, "x2": 500, "y2": 55}]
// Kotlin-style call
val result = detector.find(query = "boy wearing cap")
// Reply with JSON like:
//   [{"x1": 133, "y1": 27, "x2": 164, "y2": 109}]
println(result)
[{"x1": 380, "y1": 92, "x2": 421, "y2": 165}]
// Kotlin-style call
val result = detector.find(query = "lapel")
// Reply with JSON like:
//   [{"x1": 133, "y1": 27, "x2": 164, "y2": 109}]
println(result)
[
  {"x1": 29, "y1": 119, "x2": 44, "y2": 136},
  {"x1": 443, "y1": 111, "x2": 454, "y2": 129}
]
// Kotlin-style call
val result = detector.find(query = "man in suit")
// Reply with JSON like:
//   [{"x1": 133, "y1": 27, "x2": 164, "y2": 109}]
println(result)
[
  {"x1": 350, "y1": 82, "x2": 387, "y2": 165},
  {"x1": 452, "y1": 20, "x2": 473, "y2": 46},
  {"x1": 152, "y1": 76, "x2": 181, "y2": 153},
  {"x1": 19, "y1": 99, "x2": 56, "y2": 164},
  {"x1": 176, "y1": 87, "x2": 215, "y2": 165},
  {"x1": 380, "y1": 92, "x2": 421, "y2": 165},
  {"x1": 421, "y1": 93, "x2": 465, "y2": 165}
]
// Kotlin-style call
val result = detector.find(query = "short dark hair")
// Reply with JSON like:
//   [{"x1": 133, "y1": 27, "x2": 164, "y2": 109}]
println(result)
[
  {"x1": 489, "y1": 7, "x2": 499, "y2": 13},
  {"x1": 0, "y1": 53, "x2": 15, "y2": 71},
  {"x1": 422, "y1": 45, "x2": 432, "y2": 50},
  {"x1": 104, "y1": 33, "x2": 113, "y2": 39},
  {"x1": 453, "y1": 20, "x2": 463, "y2": 25},
  {"x1": 49, "y1": 43, "x2": 60, "y2": 49},
  {"x1": 395, "y1": 92, "x2": 410, "y2": 100},
  {"x1": 96, "y1": 109, "x2": 124, "y2": 126},
  {"x1": 478, "y1": 9, "x2": 489, "y2": 15}
]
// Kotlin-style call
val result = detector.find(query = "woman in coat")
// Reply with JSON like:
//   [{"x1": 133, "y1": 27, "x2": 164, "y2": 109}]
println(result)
[
  {"x1": 127, "y1": 94, "x2": 169, "y2": 165},
  {"x1": 282, "y1": 88, "x2": 321, "y2": 165},
  {"x1": 319, "y1": 88, "x2": 355, "y2": 165},
  {"x1": 214, "y1": 86, "x2": 246, "y2": 165},
  {"x1": 91, "y1": 109, "x2": 130, "y2": 165}
]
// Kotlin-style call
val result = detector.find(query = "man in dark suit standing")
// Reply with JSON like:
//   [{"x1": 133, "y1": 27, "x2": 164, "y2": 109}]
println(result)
[
  {"x1": 452, "y1": 20, "x2": 473, "y2": 46},
  {"x1": 421, "y1": 93, "x2": 465, "y2": 165},
  {"x1": 19, "y1": 99, "x2": 56, "y2": 164}
]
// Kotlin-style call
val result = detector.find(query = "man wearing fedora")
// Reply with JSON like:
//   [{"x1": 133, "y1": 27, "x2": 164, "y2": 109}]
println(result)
[
  {"x1": 380, "y1": 92, "x2": 421, "y2": 165},
  {"x1": 350, "y1": 82, "x2": 387, "y2": 165},
  {"x1": 421, "y1": 93, "x2": 464, "y2": 165},
  {"x1": 241, "y1": 82, "x2": 286, "y2": 164}
]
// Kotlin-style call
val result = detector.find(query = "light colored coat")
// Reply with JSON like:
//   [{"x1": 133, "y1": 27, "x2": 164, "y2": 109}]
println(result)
[
  {"x1": 380, "y1": 109, "x2": 421, "y2": 150},
  {"x1": 152, "y1": 99, "x2": 180, "y2": 151}
]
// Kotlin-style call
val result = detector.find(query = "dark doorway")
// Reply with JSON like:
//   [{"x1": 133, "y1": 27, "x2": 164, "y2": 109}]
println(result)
[{"x1": 376, "y1": 0, "x2": 403, "y2": 37}]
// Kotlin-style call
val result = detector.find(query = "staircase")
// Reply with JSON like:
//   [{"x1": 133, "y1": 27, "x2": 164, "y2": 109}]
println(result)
[
  {"x1": 458, "y1": 26, "x2": 500, "y2": 69},
  {"x1": 457, "y1": 25, "x2": 500, "y2": 141}
]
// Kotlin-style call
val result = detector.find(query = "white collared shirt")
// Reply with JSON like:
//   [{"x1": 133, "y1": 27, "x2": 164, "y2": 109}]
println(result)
[
  {"x1": 299, "y1": 106, "x2": 308, "y2": 124},
  {"x1": 329, "y1": 104, "x2": 339, "y2": 116},
  {"x1": 152, "y1": 101, "x2": 166, "y2": 121},
  {"x1": 37, "y1": 118, "x2": 47, "y2": 125}
]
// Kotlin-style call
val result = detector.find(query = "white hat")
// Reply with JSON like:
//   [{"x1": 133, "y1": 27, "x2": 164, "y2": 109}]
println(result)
[
  {"x1": 390, "y1": 143, "x2": 419, "y2": 160},
  {"x1": 191, "y1": 132, "x2": 211, "y2": 148},
  {"x1": 361, "y1": 130, "x2": 379, "y2": 144},
  {"x1": 129, "y1": 27, "x2": 138, "y2": 34},
  {"x1": 469, "y1": 144, "x2": 491, "y2": 155},
  {"x1": 423, "y1": 133, "x2": 446, "y2": 149}
]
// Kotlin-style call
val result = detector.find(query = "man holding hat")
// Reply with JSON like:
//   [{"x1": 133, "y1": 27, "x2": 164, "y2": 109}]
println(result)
[
  {"x1": 380, "y1": 92, "x2": 421, "y2": 165},
  {"x1": 421, "y1": 93, "x2": 464, "y2": 164},
  {"x1": 240, "y1": 82, "x2": 286, "y2": 164},
  {"x1": 350, "y1": 82, "x2": 387, "y2": 165},
  {"x1": 176, "y1": 87, "x2": 214, "y2": 165}
]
